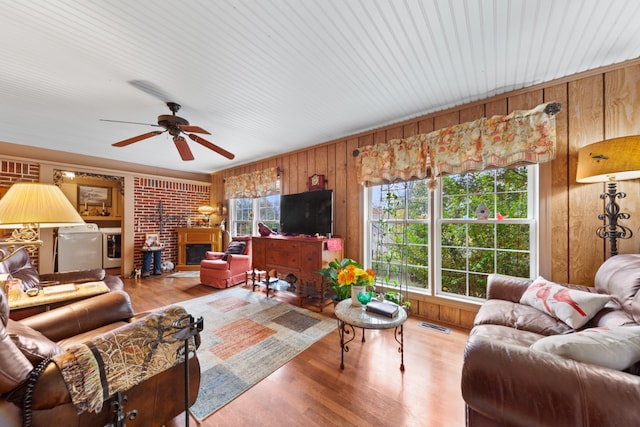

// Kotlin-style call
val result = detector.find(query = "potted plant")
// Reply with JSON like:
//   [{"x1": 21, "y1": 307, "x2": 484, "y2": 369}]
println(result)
[{"x1": 318, "y1": 258, "x2": 376, "y2": 305}]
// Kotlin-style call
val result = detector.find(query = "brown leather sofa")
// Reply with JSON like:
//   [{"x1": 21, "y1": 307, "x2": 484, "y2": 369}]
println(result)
[
  {"x1": 1, "y1": 249, "x2": 124, "y2": 319},
  {"x1": 0, "y1": 289, "x2": 201, "y2": 427},
  {"x1": 1, "y1": 249, "x2": 124, "y2": 292},
  {"x1": 462, "y1": 254, "x2": 640, "y2": 427}
]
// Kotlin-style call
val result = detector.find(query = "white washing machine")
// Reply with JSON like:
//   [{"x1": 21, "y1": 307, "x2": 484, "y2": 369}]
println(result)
[
  {"x1": 100, "y1": 227, "x2": 122, "y2": 269},
  {"x1": 57, "y1": 223, "x2": 103, "y2": 272}
]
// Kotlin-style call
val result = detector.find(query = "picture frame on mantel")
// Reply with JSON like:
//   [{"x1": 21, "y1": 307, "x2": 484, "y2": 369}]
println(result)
[{"x1": 78, "y1": 185, "x2": 111, "y2": 206}]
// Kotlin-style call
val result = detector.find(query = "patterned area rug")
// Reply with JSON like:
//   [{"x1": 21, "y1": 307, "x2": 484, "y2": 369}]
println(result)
[
  {"x1": 176, "y1": 287, "x2": 336, "y2": 421},
  {"x1": 167, "y1": 271, "x2": 200, "y2": 278}
]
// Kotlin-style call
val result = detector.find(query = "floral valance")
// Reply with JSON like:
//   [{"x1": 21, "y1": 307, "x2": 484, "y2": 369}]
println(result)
[
  {"x1": 356, "y1": 102, "x2": 560, "y2": 186},
  {"x1": 224, "y1": 167, "x2": 280, "y2": 199}
]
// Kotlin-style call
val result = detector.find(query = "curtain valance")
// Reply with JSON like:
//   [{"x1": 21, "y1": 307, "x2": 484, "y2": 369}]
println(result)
[
  {"x1": 224, "y1": 167, "x2": 280, "y2": 199},
  {"x1": 356, "y1": 102, "x2": 560, "y2": 186}
]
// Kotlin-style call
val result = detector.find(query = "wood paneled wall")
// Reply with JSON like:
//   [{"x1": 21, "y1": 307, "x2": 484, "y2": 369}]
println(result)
[{"x1": 211, "y1": 59, "x2": 640, "y2": 328}]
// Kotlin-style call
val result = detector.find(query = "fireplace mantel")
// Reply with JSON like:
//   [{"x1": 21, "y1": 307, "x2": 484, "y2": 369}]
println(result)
[{"x1": 175, "y1": 227, "x2": 222, "y2": 271}]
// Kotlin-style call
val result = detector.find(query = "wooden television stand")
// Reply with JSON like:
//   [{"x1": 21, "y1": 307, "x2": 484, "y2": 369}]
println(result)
[{"x1": 251, "y1": 235, "x2": 343, "y2": 311}]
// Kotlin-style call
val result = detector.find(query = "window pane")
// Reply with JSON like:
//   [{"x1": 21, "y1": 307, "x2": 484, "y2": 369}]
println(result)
[
  {"x1": 441, "y1": 223, "x2": 466, "y2": 246},
  {"x1": 496, "y1": 251, "x2": 530, "y2": 277},
  {"x1": 438, "y1": 166, "x2": 534, "y2": 300},
  {"x1": 369, "y1": 181, "x2": 430, "y2": 292},
  {"x1": 258, "y1": 194, "x2": 280, "y2": 232},
  {"x1": 497, "y1": 224, "x2": 529, "y2": 250},
  {"x1": 468, "y1": 224, "x2": 494, "y2": 248},
  {"x1": 496, "y1": 192, "x2": 527, "y2": 218},
  {"x1": 468, "y1": 249, "x2": 494, "y2": 273},
  {"x1": 469, "y1": 274, "x2": 488, "y2": 299},
  {"x1": 442, "y1": 195, "x2": 467, "y2": 219},
  {"x1": 441, "y1": 270, "x2": 466, "y2": 295},
  {"x1": 441, "y1": 247, "x2": 466, "y2": 270}
]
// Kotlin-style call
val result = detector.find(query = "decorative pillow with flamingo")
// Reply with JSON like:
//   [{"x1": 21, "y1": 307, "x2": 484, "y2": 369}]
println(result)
[{"x1": 520, "y1": 276, "x2": 612, "y2": 329}]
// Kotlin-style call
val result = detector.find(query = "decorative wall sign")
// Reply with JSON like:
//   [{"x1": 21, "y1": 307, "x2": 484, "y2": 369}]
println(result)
[{"x1": 308, "y1": 174, "x2": 326, "y2": 191}]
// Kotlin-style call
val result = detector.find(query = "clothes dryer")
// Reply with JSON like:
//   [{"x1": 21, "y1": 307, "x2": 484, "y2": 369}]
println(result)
[{"x1": 57, "y1": 223, "x2": 102, "y2": 272}]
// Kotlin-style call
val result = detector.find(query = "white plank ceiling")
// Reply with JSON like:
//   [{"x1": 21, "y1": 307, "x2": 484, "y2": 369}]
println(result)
[{"x1": 1, "y1": 0, "x2": 640, "y2": 174}]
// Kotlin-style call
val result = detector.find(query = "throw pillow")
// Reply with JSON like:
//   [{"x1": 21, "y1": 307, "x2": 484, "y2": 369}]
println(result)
[
  {"x1": 222, "y1": 241, "x2": 246, "y2": 261},
  {"x1": 520, "y1": 276, "x2": 611, "y2": 329},
  {"x1": 531, "y1": 326, "x2": 640, "y2": 370},
  {"x1": 6, "y1": 319, "x2": 64, "y2": 364}
]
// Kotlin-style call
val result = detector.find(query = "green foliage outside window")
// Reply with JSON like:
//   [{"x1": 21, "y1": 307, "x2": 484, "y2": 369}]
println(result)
[
  {"x1": 440, "y1": 167, "x2": 531, "y2": 299},
  {"x1": 369, "y1": 165, "x2": 534, "y2": 302}
]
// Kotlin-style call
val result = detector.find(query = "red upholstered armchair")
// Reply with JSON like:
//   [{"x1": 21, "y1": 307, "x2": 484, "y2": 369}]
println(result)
[{"x1": 200, "y1": 236, "x2": 252, "y2": 288}]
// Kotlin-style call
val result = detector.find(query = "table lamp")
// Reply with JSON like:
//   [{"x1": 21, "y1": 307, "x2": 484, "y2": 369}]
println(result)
[
  {"x1": 576, "y1": 136, "x2": 640, "y2": 257},
  {"x1": 0, "y1": 182, "x2": 85, "y2": 261},
  {"x1": 197, "y1": 205, "x2": 216, "y2": 226}
]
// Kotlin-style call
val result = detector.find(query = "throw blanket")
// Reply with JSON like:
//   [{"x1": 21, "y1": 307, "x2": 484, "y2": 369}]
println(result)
[{"x1": 53, "y1": 306, "x2": 193, "y2": 414}]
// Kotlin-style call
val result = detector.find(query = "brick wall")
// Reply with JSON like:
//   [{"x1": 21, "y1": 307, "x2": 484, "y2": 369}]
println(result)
[
  {"x1": 0, "y1": 160, "x2": 40, "y2": 185},
  {"x1": 0, "y1": 160, "x2": 41, "y2": 267},
  {"x1": 133, "y1": 177, "x2": 210, "y2": 269}
]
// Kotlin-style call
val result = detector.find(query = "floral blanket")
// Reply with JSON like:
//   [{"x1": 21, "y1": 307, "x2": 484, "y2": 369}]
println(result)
[{"x1": 53, "y1": 305, "x2": 193, "y2": 414}]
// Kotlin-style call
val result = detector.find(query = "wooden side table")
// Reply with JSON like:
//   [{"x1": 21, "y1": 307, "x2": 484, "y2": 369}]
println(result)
[
  {"x1": 8, "y1": 281, "x2": 110, "y2": 313},
  {"x1": 334, "y1": 298, "x2": 408, "y2": 371}
]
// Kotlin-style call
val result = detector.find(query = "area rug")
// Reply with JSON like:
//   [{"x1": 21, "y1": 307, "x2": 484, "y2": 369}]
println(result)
[
  {"x1": 175, "y1": 286, "x2": 336, "y2": 421},
  {"x1": 167, "y1": 271, "x2": 200, "y2": 278}
]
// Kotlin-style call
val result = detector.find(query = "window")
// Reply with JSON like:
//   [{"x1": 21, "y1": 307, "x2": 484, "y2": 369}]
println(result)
[
  {"x1": 229, "y1": 194, "x2": 280, "y2": 237},
  {"x1": 437, "y1": 166, "x2": 536, "y2": 300},
  {"x1": 368, "y1": 181, "x2": 431, "y2": 292},
  {"x1": 365, "y1": 165, "x2": 538, "y2": 302}
]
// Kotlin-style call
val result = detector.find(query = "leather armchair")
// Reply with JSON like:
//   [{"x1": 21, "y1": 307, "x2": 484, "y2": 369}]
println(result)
[
  {"x1": 200, "y1": 236, "x2": 252, "y2": 288},
  {"x1": 461, "y1": 254, "x2": 640, "y2": 427},
  {"x1": 0, "y1": 289, "x2": 201, "y2": 427}
]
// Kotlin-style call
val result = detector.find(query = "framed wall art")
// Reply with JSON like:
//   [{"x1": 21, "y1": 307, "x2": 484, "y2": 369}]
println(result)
[{"x1": 78, "y1": 185, "x2": 111, "y2": 206}]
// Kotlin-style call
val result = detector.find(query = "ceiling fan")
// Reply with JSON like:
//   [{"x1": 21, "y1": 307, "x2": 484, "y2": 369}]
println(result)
[{"x1": 102, "y1": 102, "x2": 235, "y2": 161}]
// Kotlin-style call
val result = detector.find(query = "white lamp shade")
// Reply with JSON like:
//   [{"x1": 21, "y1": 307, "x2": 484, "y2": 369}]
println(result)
[
  {"x1": 0, "y1": 182, "x2": 85, "y2": 228},
  {"x1": 576, "y1": 136, "x2": 640, "y2": 183}
]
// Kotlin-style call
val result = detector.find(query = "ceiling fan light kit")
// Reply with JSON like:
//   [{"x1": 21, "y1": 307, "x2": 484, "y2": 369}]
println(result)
[{"x1": 106, "y1": 102, "x2": 235, "y2": 161}]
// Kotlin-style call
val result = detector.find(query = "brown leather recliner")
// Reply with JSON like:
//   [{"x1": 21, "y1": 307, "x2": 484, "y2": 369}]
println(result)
[
  {"x1": 461, "y1": 254, "x2": 640, "y2": 427},
  {"x1": 0, "y1": 289, "x2": 201, "y2": 427}
]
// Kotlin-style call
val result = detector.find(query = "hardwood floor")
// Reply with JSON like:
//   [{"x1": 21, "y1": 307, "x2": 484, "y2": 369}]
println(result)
[{"x1": 120, "y1": 273, "x2": 470, "y2": 426}]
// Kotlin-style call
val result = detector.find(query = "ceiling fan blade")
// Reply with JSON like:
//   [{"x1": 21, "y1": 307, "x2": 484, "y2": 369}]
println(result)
[
  {"x1": 188, "y1": 133, "x2": 235, "y2": 160},
  {"x1": 112, "y1": 131, "x2": 163, "y2": 147},
  {"x1": 173, "y1": 136, "x2": 195, "y2": 161},
  {"x1": 101, "y1": 119, "x2": 161, "y2": 127},
  {"x1": 178, "y1": 124, "x2": 211, "y2": 134}
]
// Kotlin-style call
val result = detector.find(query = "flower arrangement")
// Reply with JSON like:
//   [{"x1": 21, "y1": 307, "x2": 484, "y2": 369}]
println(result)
[{"x1": 318, "y1": 258, "x2": 376, "y2": 301}]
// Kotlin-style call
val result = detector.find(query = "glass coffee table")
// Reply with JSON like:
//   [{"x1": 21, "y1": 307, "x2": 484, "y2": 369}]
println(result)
[{"x1": 334, "y1": 298, "x2": 407, "y2": 371}]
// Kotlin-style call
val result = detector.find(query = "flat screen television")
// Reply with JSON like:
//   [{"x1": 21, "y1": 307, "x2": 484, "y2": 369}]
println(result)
[{"x1": 280, "y1": 190, "x2": 333, "y2": 236}]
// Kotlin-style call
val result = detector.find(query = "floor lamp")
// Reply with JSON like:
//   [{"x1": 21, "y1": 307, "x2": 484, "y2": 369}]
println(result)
[
  {"x1": 576, "y1": 136, "x2": 640, "y2": 257},
  {"x1": 0, "y1": 182, "x2": 85, "y2": 262}
]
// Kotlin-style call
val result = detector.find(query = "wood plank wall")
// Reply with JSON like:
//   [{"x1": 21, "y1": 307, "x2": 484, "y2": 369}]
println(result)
[{"x1": 211, "y1": 59, "x2": 640, "y2": 328}]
